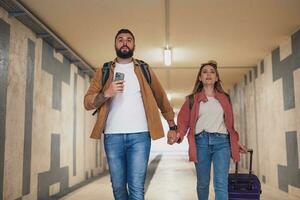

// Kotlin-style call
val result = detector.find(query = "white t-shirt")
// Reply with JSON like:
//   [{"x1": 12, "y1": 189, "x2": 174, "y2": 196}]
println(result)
[
  {"x1": 195, "y1": 96, "x2": 228, "y2": 134},
  {"x1": 104, "y1": 62, "x2": 148, "y2": 134}
]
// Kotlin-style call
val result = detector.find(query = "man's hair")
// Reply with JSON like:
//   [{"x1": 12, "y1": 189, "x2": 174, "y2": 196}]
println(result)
[{"x1": 114, "y1": 29, "x2": 135, "y2": 41}]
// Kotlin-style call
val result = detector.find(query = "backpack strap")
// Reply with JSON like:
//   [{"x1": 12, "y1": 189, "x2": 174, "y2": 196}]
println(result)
[
  {"x1": 101, "y1": 60, "x2": 151, "y2": 85},
  {"x1": 136, "y1": 59, "x2": 151, "y2": 84},
  {"x1": 101, "y1": 61, "x2": 112, "y2": 86},
  {"x1": 188, "y1": 95, "x2": 194, "y2": 110},
  {"x1": 92, "y1": 60, "x2": 151, "y2": 116},
  {"x1": 92, "y1": 61, "x2": 111, "y2": 116}
]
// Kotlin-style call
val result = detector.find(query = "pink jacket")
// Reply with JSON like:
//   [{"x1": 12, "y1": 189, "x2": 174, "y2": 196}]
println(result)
[{"x1": 177, "y1": 90, "x2": 240, "y2": 162}]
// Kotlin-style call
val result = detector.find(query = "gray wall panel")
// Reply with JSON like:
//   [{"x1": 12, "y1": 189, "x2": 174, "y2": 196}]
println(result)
[
  {"x1": 272, "y1": 29, "x2": 300, "y2": 110},
  {"x1": 0, "y1": 19, "x2": 10, "y2": 200},
  {"x1": 73, "y1": 73, "x2": 77, "y2": 176},
  {"x1": 41, "y1": 41, "x2": 70, "y2": 111},
  {"x1": 37, "y1": 134, "x2": 69, "y2": 200},
  {"x1": 260, "y1": 60, "x2": 264, "y2": 74},
  {"x1": 278, "y1": 132, "x2": 300, "y2": 192},
  {"x1": 244, "y1": 74, "x2": 247, "y2": 85},
  {"x1": 254, "y1": 66, "x2": 258, "y2": 79},
  {"x1": 22, "y1": 39, "x2": 35, "y2": 195},
  {"x1": 78, "y1": 69, "x2": 85, "y2": 79}
]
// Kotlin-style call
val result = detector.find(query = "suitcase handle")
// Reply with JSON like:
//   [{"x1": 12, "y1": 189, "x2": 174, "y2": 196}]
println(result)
[{"x1": 234, "y1": 149, "x2": 253, "y2": 190}]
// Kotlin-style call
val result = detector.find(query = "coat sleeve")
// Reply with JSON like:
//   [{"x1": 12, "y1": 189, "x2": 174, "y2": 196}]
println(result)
[
  {"x1": 83, "y1": 68, "x2": 104, "y2": 110},
  {"x1": 230, "y1": 102, "x2": 239, "y2": 141},
  {"x1": 177, "y1": 99, "x2": 191, "y2": 142},
  {"x1": 226, "y1": 96, "x2": 239, "y2": 141},
  {"x1": 148, "y1": 68, "x2": 174, "y2": 121}
]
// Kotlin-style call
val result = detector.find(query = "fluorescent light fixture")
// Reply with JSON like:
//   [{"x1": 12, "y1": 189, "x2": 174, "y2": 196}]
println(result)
[
  {"x1": 164, "y1": 48, "x2": 172, "y2": 66},
  {"x1": 167, "y1": 93, "x2": 172, "y2": 101}
]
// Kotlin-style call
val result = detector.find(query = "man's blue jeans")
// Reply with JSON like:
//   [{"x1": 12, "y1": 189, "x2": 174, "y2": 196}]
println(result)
[
  {"x1": 195, "y1": 131, "x2": 231, "y2": 200},
  {"x1": 104, "y1": 132, "x2": 151, "y2": 200}
]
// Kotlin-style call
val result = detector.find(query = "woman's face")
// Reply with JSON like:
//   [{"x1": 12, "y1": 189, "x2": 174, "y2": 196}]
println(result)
[{"x1": 199, "y1": 65, "x2": 218, "y2": 86}]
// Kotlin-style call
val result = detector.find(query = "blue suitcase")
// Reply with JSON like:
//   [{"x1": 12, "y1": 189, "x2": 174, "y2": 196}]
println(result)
[{"x1": 228, "y1": 149, "x2": 262, "y2": 200}]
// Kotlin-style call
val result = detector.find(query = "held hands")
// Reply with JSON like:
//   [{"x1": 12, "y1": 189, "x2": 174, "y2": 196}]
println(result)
[
  {"x1": 104, "y1": 80, "x2": 125, "y2": 98},
  {"x1": 167, "y1": 130, "x2": 178, "y2": 145}
]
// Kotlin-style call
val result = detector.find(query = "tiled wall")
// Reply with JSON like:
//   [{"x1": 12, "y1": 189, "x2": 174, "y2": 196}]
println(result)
[
  {"x1": 0, "y1": 7, "x2": 106, "y2": 200},
  {"x1": 230, "y1": 28, "x2": 300, "y2": 198}
]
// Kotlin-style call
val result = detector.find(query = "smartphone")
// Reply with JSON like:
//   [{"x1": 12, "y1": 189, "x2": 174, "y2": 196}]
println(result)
[{"x1": 114, "y1": 72, "x2": 125, "y2": 81}]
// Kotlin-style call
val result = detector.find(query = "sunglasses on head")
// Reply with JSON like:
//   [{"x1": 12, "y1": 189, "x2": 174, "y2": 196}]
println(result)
[{"x1": 201, "y1": 62, "x2": 217, "y2": 68}]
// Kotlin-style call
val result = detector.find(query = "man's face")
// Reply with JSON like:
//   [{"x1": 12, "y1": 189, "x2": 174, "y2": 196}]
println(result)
[{"x1": 115, "y1": 33, "x2": 135, "y2": 59}]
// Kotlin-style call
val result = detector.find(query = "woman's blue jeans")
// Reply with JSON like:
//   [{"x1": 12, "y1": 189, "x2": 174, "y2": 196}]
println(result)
[
  {"x1": 195, "y1": 131, "x2": 231, "y2": 200},
  {"x1": 104, "y1": 132, "x2": 151, "y2": 200}
]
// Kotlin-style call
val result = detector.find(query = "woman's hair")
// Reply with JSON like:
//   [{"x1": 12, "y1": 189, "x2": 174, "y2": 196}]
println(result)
[{"x1": 187, "y1": 60, "x2": 229, "y2": 103}]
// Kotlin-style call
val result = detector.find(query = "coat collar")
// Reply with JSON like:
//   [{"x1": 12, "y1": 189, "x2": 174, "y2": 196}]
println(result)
[
  {"x1": 111, "y1": 57, "x2": 138, "y2": 68},
  {"x1": 194, "y1": 89, "x2": 226, "y2": 103}
]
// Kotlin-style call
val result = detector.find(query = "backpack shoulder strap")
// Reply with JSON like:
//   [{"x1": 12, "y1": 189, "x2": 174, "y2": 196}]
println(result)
[
  {"x1": 101, "y1": 61, "x2": 112, "y2": 86},
  {"x1": 136, "y1": 59, "x2": 151, "y2": 84},
  {"x1": 188, "y1": 95, "x2": 194, "y2": 110},
  {"x1": 92, "y1": 61, "x2": 111, "y2": 116}
]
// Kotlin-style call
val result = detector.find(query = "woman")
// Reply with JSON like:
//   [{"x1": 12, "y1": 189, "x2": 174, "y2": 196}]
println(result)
[{"x1": 172, "y1": 60, "x2": 246, "y2": 200}]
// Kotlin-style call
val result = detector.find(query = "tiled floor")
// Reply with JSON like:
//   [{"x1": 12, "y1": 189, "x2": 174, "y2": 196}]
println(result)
[{"x1": 61, "y1": 154, "x2": 299, "y2": 200}]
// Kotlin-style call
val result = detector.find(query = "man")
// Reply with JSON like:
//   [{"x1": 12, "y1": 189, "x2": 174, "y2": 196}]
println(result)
[{"x1": 84, "y1": 29, "x2": 177, "y2": 200}]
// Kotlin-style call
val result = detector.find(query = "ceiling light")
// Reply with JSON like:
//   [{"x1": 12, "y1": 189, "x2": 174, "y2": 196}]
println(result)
[
  {"x1": 164, "y1": 47, "x2": 172, "y2": 66},
  {"x1": 167, "y1": 93, "x2": 172, "y2": 101}
]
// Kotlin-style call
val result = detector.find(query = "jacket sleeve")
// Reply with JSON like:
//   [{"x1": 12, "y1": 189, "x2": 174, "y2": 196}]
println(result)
[
  {"x1": 177, "y1": 99, "x2": 191, "y2": 142},
  {"x1": 148, "y1": 68, "x2": 174, "y2": 121},
  {"x1": 227, "y1": 96, "x2": 239, "y2": 141},
  {"x1": 84, "y1": 68, "x2": 104, "y2": 110}
]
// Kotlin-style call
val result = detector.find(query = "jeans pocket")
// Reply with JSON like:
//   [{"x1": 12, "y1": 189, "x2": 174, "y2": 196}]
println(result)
[
  {"x1": 216, "y1": 133, "x2": 229, "y2": 139},
  {"x1": 196, "y1": 134, "x2": 208, "y2": 147},
  {"x1": 104, "y1": 134, "x2": 112, "y2": 139},
  {"x1": 104, "y1": 134, "x2": 117, "y2": 145},
  {"x1": 195, "y1": 133, "x2": 204, "y2": 139}
]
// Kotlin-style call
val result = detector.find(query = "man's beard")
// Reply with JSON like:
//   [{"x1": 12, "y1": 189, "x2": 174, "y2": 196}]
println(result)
[{"x1": 115, "y1": 46, "x2": 134, "y2": 59}]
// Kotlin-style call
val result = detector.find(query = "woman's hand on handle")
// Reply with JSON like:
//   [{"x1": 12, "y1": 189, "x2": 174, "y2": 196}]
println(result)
[{"x1": 239, "y1": 144, "x2": 247, "y2": 154}]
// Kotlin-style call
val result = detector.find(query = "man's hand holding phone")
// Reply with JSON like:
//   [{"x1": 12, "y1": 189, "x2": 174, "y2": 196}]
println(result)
[{"x1": 104, "y1": 72, "x2": 125, "y2": 98}]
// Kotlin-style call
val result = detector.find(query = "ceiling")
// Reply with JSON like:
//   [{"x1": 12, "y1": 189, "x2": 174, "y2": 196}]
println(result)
[{"x1": 18, "y1": 0, "x2": 300, "y2": 109}]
